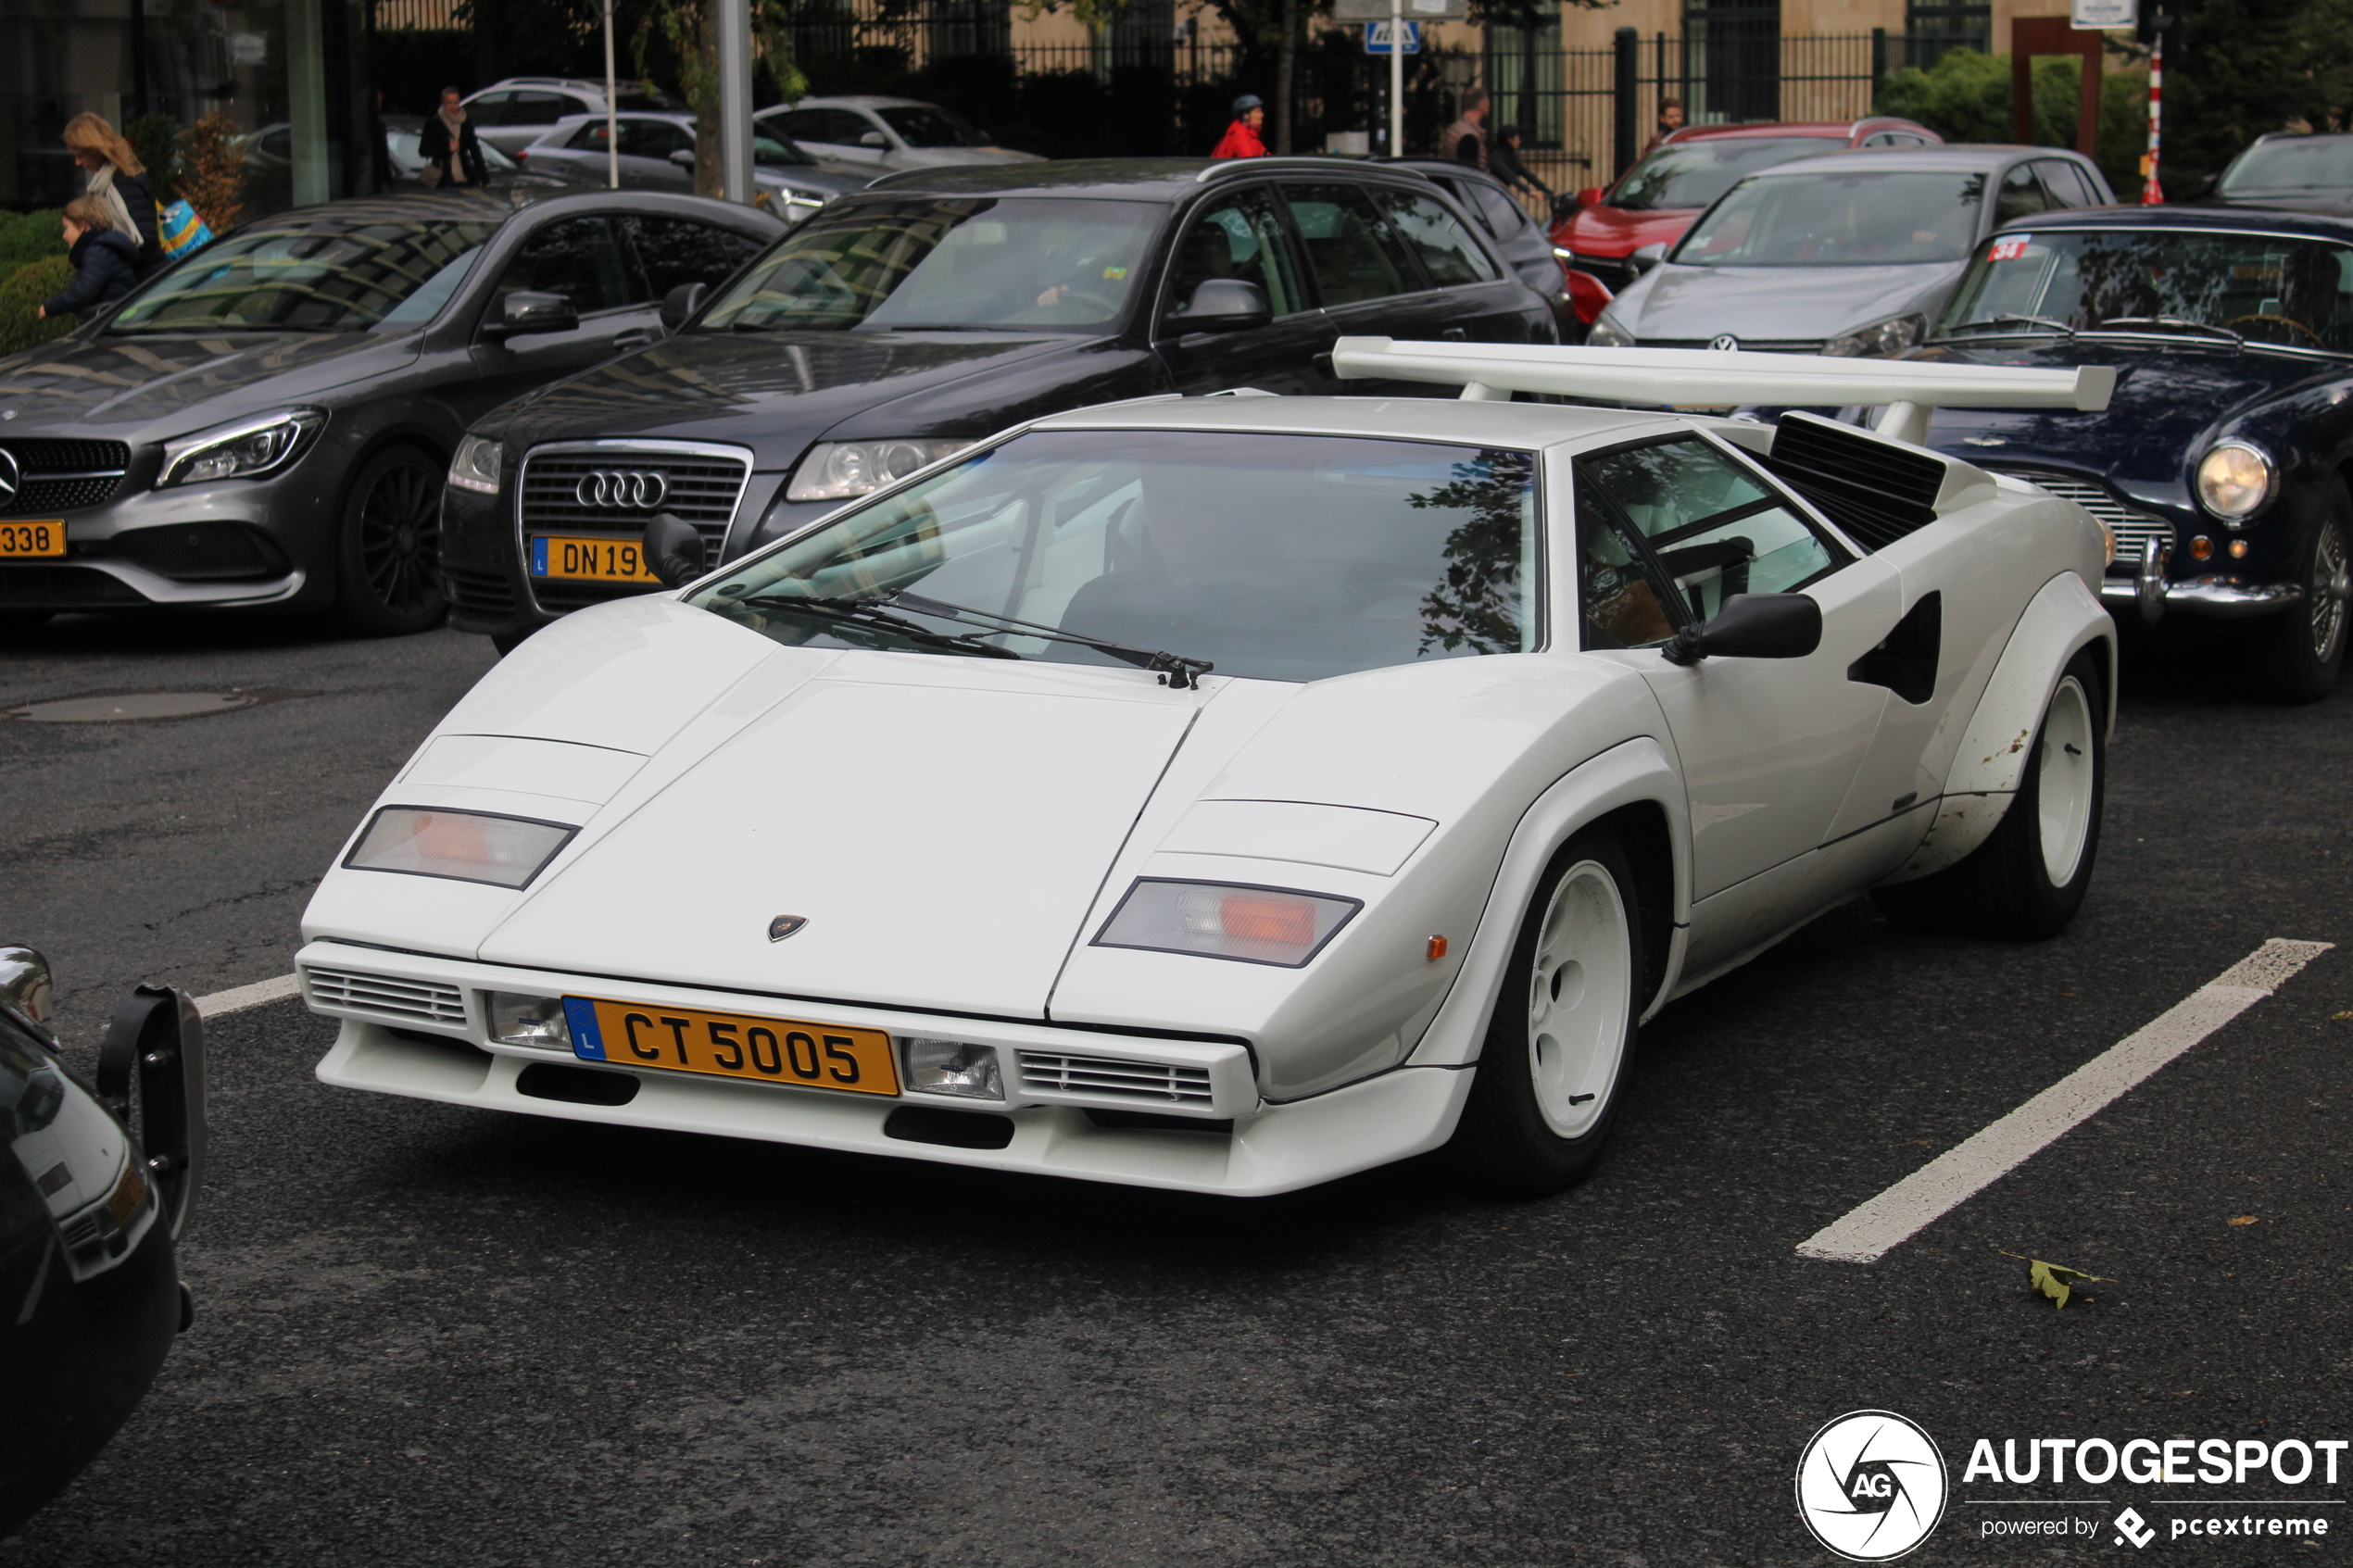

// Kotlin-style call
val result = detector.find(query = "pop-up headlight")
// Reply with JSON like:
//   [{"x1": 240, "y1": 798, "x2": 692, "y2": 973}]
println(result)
[
  {"x1": 900, "y1": 1037, "x2": 1003, "y2": 1099},
  {"x1": 344, "y1": 807, "x2": 576, "y2": 888},
  {"x1": 1093, "y1": 880, "x2": 1360, "y2": 968},
  {"x1": 488, "y1": 992, "x2": 572, "y2": 1050}
]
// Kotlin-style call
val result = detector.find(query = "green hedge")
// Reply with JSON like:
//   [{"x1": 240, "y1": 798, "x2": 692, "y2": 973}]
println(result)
[
  {"x1": 1878, "y1": 49, "x2": 2153, "y2": 199},
  {"x1": 0, "y1": 210, "x2": 67, "y2": 270},
  {"x1": 0, "y1": 257, "x2": 79, "y2": 359}
]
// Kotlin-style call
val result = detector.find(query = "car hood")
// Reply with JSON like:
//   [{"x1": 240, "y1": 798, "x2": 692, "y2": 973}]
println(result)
[
  {"x1": 486, "y1": 329, "x2": 1095, "y2": 461},
  {"x1": 902, "y1": 146, "x2": 1042, "y2": 167},
  {"x1": 761, "y1": 162, "x2": 872, "y2": 196},
  {"x1": 1910, "y1": 339, "x2": 2341, "y2": 486},
  {"x1": 0, "y1": 328, "x2": 422, "y2": 434},
  {"x1": 1614, "y1": 261, "x2": 1963, "y2": 341},
  {"x1": 1551, "y1": 204, "x2": 1701, "y2": 257}
]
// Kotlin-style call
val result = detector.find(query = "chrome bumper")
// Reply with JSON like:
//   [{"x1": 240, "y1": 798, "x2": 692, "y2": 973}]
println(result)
[{"x1": 2099, "y1": 537, "x2": 2304, "y2": 621}]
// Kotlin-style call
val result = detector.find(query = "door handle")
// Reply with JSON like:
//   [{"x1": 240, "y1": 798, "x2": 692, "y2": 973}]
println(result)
[{"x1": 611, "y1": 328, "x2": 658, "y2": 353}]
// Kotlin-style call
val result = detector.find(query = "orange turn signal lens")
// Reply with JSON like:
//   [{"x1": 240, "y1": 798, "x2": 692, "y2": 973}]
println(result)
[
  {"x1": 2190, "y1": 535, "x2": 2214, "y2": 560},
  {"x1": 1220, "y1": 895, "x2": 1317, "y2": 946},
  {"x1": 1094, "y1": 880, "x2": 1361, "y2": 967},
  {"x1": 1427, "y1": 935, "x2": 1449, "y2": 960}
]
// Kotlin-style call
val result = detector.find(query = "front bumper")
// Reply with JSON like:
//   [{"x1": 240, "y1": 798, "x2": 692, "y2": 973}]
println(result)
[
  {"x1": 298, "y1": 941, "x2": 1472, "y2": 1196},
  {"x1": 2099, "y1": 574, "x2": 2304, "y2": 619}
]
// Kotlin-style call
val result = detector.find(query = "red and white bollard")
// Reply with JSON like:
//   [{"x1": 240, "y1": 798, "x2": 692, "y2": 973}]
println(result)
[{"x1": 2141, "y1": 32, "x2": 2165, "y2": 204}]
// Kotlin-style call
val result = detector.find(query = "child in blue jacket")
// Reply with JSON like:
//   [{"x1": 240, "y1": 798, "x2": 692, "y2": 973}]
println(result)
[{"x1": 38, "y1": 198, "x2": 141, "y2": 320}]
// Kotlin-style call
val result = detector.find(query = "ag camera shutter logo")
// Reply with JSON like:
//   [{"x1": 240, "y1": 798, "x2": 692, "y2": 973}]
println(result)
[{"x1": 1795, "y1": 1410, "x2": 1949, "y2": 1562}]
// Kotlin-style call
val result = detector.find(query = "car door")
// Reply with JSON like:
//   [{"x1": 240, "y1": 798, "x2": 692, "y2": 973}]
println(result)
[
  {"x1": 1154, "y1": 184, "x2": 1340, "y2": 396},
  {"x1": 1368, "y1": 181, "x2": 1551, "y2": 344},
  {"x1": 1276, "y1": 180, "x2": 1462, "y2": 391},
  {"x1": 525, "y1": 119, "x2": 603, "y2": 182},
  {"x1": 622, "y1": 214, "x2": 767, "y2": 313},
  {"x1": 1571, "y1": 433, "x2": 1906, "y2": 972},
  {"x1": 486, "y1": 91, "x2": 571, "y2": 155},
  {"x1": 618, "y1": 118, "x2": 697, "y2": 191},
  {"x1": 464, "y1": 213, "x2": 662, "y2": 420}
]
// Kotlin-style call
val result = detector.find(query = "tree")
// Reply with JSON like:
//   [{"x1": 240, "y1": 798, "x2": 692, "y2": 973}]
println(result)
[{"x1": 635, "y1": 0, "x2": 807, "y2": 198}]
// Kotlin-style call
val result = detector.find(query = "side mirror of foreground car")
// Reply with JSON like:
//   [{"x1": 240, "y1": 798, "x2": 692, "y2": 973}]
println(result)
[
  {"x1": 487, "y1": 290, "x2": 580, "y2": 339},
  {"x1": 1169, "y1": 278, "x2": 1273, "y2": 334},
  {"x1": 1659, "y1": 592, "x2": 1823, "y2": 667},
  {"x1": 1629, "y1": 242, "x2": 1668, "y2": 275},
  {"x1": 645, "y1": 512, "x2": 707, "y2": 590},
  {"x1": 659, "y1": 282, "x2": 708, "y2": 331}
]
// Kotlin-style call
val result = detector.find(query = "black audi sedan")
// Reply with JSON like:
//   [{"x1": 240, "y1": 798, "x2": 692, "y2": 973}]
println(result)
[
  {"x1": 0, "y1": 188, "x2": 781, "y2": 639},
  {"x1": 1908, "y1": 206, "x2": 2353, "y2": 700},
  {"x1": 434, "y1": 157, "x2": 1558, "y2": 647}
]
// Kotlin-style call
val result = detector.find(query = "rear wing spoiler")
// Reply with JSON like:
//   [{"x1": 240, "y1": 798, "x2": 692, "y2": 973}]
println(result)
[{"x1": 1327, "y1": 338, "x2": 2114, "y2": 445}]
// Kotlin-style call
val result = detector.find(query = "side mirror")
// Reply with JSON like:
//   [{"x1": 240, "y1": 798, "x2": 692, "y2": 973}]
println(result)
[
  {"x1": 1168, "y1": 277, "x2": 1272, "y2": 334},
  {"x1": 1660, "y1": 593, "x2": 1822, "y2": 666},
  {"x1": 2197, "y1": 172, "x2": 2221, "y2": 198},
  {"x1": 94, "y1": 985, "x2": 207, "y2": 1243},
  {"x1": 0, "y1": 945, "x2": 54, "y2": 1026},
  {"x1": 1576, "y1": 186, "x2": 1604, "y2": 210},
  {"x1": 668, "y1": 148, "x2": 697, "y2": 169},
  {"x1": 859, "y1": 129, "x2": 888, "y2": 148},
  {"x1": 486, "y1": 290, "x2": 579, "y2": 338},
  {"x1": 659, "y1": 281, "x2": 708, "y2": 331},
  {"x1": 645, "y1": 512, "x2": 706, "y2": 590},
  {"x1": 1629, "y1": 242, "x2": 1668, "y2": 275}
]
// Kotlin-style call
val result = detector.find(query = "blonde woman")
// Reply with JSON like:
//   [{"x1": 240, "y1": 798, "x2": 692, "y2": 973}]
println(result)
[
  {"x1": 62, "y1": 112, "x2": 162, "y2": 273},
  {"x1": 35, "y1": 197, "x2": 141, "y2": 320}
]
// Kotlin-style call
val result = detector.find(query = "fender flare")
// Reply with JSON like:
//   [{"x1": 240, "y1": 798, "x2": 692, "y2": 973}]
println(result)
[
  {"x1": 1879, "y1": 571, "x2": 2114, "y2": 885},
  {"x1": 1405, "y1": 735, "x2": 1689, "y2": 1069}
]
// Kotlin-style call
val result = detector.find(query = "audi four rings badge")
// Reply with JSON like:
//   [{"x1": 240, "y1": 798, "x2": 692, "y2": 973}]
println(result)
[
  {"x1": 576, "y1": 470, "x2": 669, "y2": 509},
  {"x1": 0, "y1": 448, "x2": 20, "y2": 503}
]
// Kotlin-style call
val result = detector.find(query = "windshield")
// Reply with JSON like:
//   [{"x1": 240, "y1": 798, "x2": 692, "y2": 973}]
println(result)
[
  {"x1": 688, "y1": 430, "x2": 1542, "y2": 682},
  {"x1": 2218, "y1": 136, "x2": 2353, "y2": 195},
  {"x1": 1937, "y1": 227, "x2": 2353, "y2": 352},
  {"x1": 1675, "y1": 169, "x2": 1984, "y2": 267},
  {"x1": 110, "y1": 220, "x2": 498, "y2": 333},
  {"x1": 697, "y1": 197, "x2": 1157, "y2": 332},
  {"x1": 753, "y1": 133, "x2": 813, "y2": 168},
  {"x1": 1607, "y1": 136, "x2": 1843, "y2": 211},
  {"x1": 878, "y1": 104, "x2": 991, "y2": 148}
]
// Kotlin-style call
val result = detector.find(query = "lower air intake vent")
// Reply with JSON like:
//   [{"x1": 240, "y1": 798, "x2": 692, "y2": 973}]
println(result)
[
  {"x1": 306, "y1": 967, "x2": 467, "y2": 1029},
  {"x1": 1765, "y1": 411, "x2": 1948, "y2": 552},
  {"x1": 1017, "y1": 1050, "x2": 1214, "y2": 1105}
]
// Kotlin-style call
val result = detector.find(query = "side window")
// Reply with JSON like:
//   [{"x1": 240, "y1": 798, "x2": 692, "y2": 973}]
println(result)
[
  {"x1": 492, "y1": 216, "x2": 634, "y2": 317},
  {"x1": 468, "y1": 92, "x2": 510, "y2": 123},
  {"x1": 620, "y1": 119, "x2": 695, "y2": 159},
  {"x1": 504, "y1": 92, "x2": 568, "y2": 128},
  {"x1": 1574, "y1": 470, "x2": 1683, "y2": 649},
  {"x1": 1860, "y1": 132, "x2": 1894, "y2": 148},
  {"x1": 1369, "y1": 186, "x2": 1497, "y2": 286},
  {"x1": 1280, "y1": 182, "x2": 1418, "y2": 307},
  {"x1": 2035, "y1": 159, "x2": 2097, "y2": 208},
  {"x1": 1994, "y1": 164, "x2": 2053, "y2": 226},
  {"x1": 773, "y1": 109, "x2": 827, "y2": 143},
  {"x1": 1576, "y1": 437, "x2": 1843, "y2": 624},
  {"x1": 1466, "y1": 182, "x2": 1532, "y2": 241},
  {"x1": 625, "y1": 217, "x2": 760, "y2": 301},
  {"x1": 1164, "y1": 187, "x2": 1304, "y2": 320},
  {"x1": 565, "y1": 119, "x2": 610, "y2": 152}
]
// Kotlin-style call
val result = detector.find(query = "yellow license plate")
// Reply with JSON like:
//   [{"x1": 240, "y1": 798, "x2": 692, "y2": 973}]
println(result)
[
  {"x1": 0, "y1": 521, "x2": 66, "y2": 558},
  {"x1": 530, "y1": 534, "x2": 661, "y2": 583},
  {"x1": 562, "y1": 997, "x2": 900, "y2": 1096}
]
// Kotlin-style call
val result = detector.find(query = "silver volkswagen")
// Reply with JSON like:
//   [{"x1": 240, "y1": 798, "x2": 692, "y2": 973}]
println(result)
[{"x1": 1589, "y1": 145, "x2": 2114, "y2": 358}]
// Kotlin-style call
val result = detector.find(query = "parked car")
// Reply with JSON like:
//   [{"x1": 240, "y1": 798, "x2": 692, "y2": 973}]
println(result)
[
  {"x1": 379, "y1": 115, "x2": 579, "y2": 191},
  {"x1": 0, "y1": 190, "x2": 781, "y2": 639},
  {"x1": 1550, "y1": 118, "x2": 1942, "y2": 329},
  {"x1": 2200, "y1": 132, "x2": 2353, "y2": 214},
  {"x1": 1588, "y1": 145, "x2": 2113, "y2": 356},
  {"x1": 1906, "y1": 205, "x2": 2353, "y2": 700},
  {"x1": 1390, "y1": 157, "x2": 1577, "y2": 338},
  {"x1": 753, "y1": 95, "x2": 1040, "y2": 171},
  {"x1": 301, "y1": 343, "x2": 2116, "y2": 1198},
  {"x1": 1, "y1": 947, "x2": 204, "y2": 1533},
  {"x1": 436, "y1": 157, "x2": 1559, "y2": 649},
  {"x1": 461, "y1": 76, "x2": 680, "y2": 157},
  {"x1": 516, "y1": 111, "x2": 875, "y2": 218}
]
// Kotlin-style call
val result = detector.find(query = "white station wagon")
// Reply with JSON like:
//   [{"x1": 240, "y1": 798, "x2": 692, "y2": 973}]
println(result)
[{"x1": 299, "y1": 343, "x2": 2119, "y2": 1197}]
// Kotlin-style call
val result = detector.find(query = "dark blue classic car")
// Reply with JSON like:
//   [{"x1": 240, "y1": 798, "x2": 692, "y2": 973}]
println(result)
[{"x1": 1905, "y1": 206, "x2": 2353, "y2": 700}]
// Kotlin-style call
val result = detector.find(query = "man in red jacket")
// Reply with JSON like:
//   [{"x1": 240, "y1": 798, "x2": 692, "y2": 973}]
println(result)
[{"x1": 1212, "y1": 94, "x2": 1267, "y2": 158}]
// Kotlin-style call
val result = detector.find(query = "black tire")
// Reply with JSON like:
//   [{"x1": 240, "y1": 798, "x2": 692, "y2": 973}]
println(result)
[
  {"x1": 1872, "y1": 649, "x2": 2106, "y2": 940},
  {"x1": 2263, "y1": 483, "x2": 2349, "y2": 704},
  {"x1": 333, "y1": 445, "x2": 447, "y2": 637},
  {"x1": 1449, "y1": 828, "x2": 1643, "y2": 1198}
]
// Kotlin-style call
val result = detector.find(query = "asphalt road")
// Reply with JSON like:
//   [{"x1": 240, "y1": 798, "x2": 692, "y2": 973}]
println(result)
[{"x1": 3, "y1": 611, "x2": 2348, "y2": 1567}]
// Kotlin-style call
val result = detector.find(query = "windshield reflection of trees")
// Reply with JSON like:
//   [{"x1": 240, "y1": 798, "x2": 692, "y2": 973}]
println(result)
[{"x1": 1411, "y1": 451, "x2": 1535, "y2": 656}]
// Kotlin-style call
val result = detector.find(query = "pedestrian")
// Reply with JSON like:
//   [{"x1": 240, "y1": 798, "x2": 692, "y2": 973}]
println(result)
[
  {"x1": 418, "y1": 86, "x2": 490, "y2": 188},
  {"x1": 1639, "y1": 98, "x2": 1684, "y2": 160},
  {"x1": 35, "y1": 198, "x2": 142, "y2": 322},
  {"x1": 1440, "y1": 87, "x2": 1490, "y2": 169},
  {"x1": 1489, "y1": 124, "x2": 1553, "y2": 204},
  {"x1": 61, "y1": 112, "x2": 163, "y2": 274},
  {"x1": 1212, "y1": 94, "x2": 1267, "y2": 159}
]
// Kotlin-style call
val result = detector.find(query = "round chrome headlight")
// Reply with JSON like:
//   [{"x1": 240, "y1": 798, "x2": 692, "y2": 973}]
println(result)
[{"x1": 2195, "y1": 440, "x2": 2274, "y2": 522}]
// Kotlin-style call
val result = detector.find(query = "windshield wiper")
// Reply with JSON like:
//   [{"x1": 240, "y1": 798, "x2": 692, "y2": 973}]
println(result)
[
  {"x1": 888, "y1": 591, "x2": 1214, "y2": 689},
  {"x1": 733, "y1": 593, "x2": 1021, "y2": 659},
  {"x1": 2090, "y1": 315, "x2": 2245, "y2": 345},
  {"x1": 1941, "y1": 313, "x2": 2077, "y2": 338}
]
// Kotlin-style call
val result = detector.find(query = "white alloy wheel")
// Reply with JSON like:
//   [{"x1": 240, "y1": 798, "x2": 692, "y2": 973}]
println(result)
[
  {"x1": 2034, "y1": 675, "x2": 2096, "y2": 887},
  {"x1": 1525, "y1": 859, "x2": 1634, "y2": 1139}
]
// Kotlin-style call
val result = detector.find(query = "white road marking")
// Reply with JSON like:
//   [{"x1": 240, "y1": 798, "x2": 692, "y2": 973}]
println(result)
[
  {"x1": 1797, "y1": 937, "x2": 2333, "y2": 1265},
  {"x1": 192, "y1": 972, "x2": 303, "y2": 1018}
]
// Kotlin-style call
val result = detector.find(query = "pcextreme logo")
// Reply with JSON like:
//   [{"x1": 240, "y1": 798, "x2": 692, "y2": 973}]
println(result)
[{"x1": 1795, "y1": 1410, "x2": 1950, "y2": 1562}]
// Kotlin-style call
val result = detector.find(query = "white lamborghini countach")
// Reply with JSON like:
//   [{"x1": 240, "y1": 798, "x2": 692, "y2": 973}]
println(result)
[{"x1": 300, "y1": 342, "x2": 2120, "y2": 1197}]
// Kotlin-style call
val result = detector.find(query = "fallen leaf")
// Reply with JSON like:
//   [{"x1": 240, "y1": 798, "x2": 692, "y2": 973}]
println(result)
[
  {"x1": 2333, "y1": 1011, "x2": 2353, "y2": 1022},
  {"x1": 2000, "y1": 1249, "x2": 2111, "y2": 1310},
  {"x1": 2229, "y1": 1215, "x2": 2259, "y2": 1225}
]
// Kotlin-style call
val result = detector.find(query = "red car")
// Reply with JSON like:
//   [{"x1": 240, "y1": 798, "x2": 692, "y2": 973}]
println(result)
[{"x1": 1550, "y1": 118, "x2": 1942, "y2": 331}]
